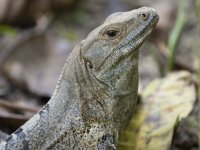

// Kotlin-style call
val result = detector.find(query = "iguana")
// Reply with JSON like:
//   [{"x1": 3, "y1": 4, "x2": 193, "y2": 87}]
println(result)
[{"x1": 0, "y1": 7, "x2": 159, "y2": 150}]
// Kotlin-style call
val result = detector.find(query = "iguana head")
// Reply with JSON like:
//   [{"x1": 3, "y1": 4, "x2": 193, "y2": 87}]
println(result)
[
  {"x1": 79, "y1": 7, "x2": 158, "y2": 129},
  {"x1": 81, "y1": 7, "x2": 158, "y2": 93}
]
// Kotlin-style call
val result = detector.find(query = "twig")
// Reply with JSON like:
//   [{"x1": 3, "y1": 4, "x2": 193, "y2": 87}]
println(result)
[{"x1": 0, "y1": 98, "x2": 39, "y2": 113}]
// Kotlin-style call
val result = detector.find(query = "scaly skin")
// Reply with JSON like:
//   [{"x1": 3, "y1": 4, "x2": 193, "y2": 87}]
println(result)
[{"x1": 0, "y1": 7, "x2": 159, "y2": 150}]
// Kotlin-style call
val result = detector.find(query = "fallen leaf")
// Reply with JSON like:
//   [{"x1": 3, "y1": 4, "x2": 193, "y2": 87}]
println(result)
[{"x1": 118, "y1": 71, "x2": 196, "y2": 150}]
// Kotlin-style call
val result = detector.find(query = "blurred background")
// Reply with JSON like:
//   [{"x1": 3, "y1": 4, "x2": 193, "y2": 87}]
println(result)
[{"x1": 0, "y1": 0, "x2": 199, "y2": 149}]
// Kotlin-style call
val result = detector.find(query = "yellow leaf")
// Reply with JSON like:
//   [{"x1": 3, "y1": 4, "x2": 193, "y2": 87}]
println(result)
[{"x1": 118, "y1": 71, "x2": 196, "y2": 150}]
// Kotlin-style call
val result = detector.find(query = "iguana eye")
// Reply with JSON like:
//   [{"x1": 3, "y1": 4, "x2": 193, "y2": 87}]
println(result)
[{"x1": 106, "y1": 29, "x2": 119, "y2": 38}]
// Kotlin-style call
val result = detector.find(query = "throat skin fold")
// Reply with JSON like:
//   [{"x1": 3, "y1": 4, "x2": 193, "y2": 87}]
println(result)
[{"x1": 0, "y1": 7, "x2": 159, "y2": 150}]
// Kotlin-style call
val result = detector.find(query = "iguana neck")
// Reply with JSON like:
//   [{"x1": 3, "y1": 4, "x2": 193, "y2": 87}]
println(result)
[{"x1": 2, "y1": 44, "x2": 117, "y2": 149}]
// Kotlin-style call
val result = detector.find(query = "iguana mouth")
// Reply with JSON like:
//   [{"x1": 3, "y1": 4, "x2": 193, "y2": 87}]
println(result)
[{"x1": 117, "y1": 13, "x2": 159, "y2": 55}]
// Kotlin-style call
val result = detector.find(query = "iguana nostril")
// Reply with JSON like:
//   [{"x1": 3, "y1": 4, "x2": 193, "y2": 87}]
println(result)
[{"x1": 140, "y1": 12, "x2": 149, "y2": 21}]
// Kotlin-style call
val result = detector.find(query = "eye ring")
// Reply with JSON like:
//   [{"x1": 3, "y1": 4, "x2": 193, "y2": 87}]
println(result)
[
  {"x1": 140, "y1": 12, "x2": 149, "y2": 21},
  {"x1": 105, "y1": 29, "x2": 119, "y2": 38}
]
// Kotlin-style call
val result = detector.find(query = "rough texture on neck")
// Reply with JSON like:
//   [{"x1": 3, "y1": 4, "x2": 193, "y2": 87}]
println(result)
[
  {"x1": 1, "y1": 45, "x2": 84, "y2": 149},
  {"x1": 1, "y1": 45, "x2": 119, "y2": 149}
]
